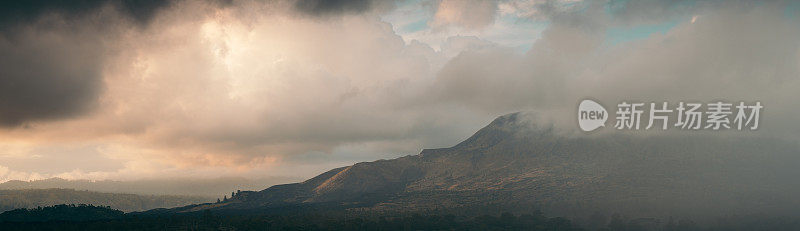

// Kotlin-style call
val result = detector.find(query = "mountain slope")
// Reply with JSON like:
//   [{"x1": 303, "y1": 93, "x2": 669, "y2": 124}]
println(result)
[{"x1": 175, "y1": 112, "x2": 800, "y2": 219}]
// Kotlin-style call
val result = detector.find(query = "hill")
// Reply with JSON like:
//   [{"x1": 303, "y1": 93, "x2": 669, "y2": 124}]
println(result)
[
  {"x1": 0, "y1": 176, "x2": 298, "y2": 198},
  {"x1": 0, "y1": 188, "x2": 211, "y2": 212}
]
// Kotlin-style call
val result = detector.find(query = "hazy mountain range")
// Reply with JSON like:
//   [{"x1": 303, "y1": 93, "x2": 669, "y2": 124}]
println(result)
[
  {"x1": 0, "y1": 188, "x2": 210, "y2": 213},
  {"x1": 0, "y1": 176, "x2": 299, "y2": 198},
  {"x1": 0, "y1": 173, "x2": 300, "y2": 214},
  {"x1": 166, "y1": 112, "x2": 800, "y2": 224}
]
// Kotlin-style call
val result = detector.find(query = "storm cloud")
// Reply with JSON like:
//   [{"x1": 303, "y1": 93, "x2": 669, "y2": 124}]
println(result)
[
  {"x1": 0, "y1": 0, "x2": 170, "y2": 29},
  {"x1": 293, "y1": 0, "x2": 398, "y2": 17},
  {"x1": 0, "y1": 0, "x2": 172, "y2": 126},
  {"x1": 1, "y1": 0, "x2": 799, "y2": 182},
  {"x1": 0, "y1": 28, "x2": 104, "y2": 126}
]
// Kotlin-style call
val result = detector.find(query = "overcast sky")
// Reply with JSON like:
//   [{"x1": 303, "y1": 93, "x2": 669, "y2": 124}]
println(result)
[{"x1": 1, "y1": 0, "x2": 799, "y2": 183}]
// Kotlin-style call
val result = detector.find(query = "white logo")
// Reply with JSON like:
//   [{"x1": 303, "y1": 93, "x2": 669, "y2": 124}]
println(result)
[
  {"x1": 577, "y1": 99, "x2": 762, "y2": 132},
  {"x1": 578, "y1": 99, "x2": 608, "y2": 132}
]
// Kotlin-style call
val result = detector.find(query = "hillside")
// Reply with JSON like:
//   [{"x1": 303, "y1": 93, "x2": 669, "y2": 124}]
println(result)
[
  {"x1": 0, "y1": 188, "x2": 212, "y2": 212},
  {"x1": 170, "y1": 112, "x2": 800, "y2": 221}
]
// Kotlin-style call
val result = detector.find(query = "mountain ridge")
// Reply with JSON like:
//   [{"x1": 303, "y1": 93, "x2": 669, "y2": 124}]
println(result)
[{"x1": 167, "y1": 112, "x2": 800, "y2": 220}]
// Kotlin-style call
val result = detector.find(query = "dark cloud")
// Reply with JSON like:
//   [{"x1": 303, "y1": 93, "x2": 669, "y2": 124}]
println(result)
[
  {"x1": 0, "y1": 0, "x2": 174, "y2": 127},
  {"x1": 293, "y1": 0, "x2": 381, "y2": 16},
  {"x1": 0, "y1": 0, "x2": 170, "y2": 30},
  {"x1": 0, "y1": 29, "x2": 105, "y2": 127}
]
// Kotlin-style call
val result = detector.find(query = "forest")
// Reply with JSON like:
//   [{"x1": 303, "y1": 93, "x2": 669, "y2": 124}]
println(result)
[{"x1": 1, "y1": 204, "x2": 799, "y2": 231}]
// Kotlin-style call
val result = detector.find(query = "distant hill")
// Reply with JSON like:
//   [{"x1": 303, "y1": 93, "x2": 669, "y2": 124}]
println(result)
[
  {"x1": 170, "y1": 112, "x2": 800, "y2": 223},
  {"x1": 0, "y1": 176, "x2": 299, "y2": 198},
  {"x1": 0, "y1": 188, "x2": 211, "y2": 212},
  {"x1": 0, "y1": 204, "x2": 124, "y2": 222}
]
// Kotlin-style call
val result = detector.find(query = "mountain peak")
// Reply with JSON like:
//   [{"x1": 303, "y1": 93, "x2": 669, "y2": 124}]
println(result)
[{"x1": 448, "y1": 111, "x2": 555, "y2": 152}]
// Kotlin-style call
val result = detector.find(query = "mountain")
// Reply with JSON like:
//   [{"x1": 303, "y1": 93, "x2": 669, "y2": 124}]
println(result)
[
  {"x1": 169, "y1": 112, "x2": 800, "y2": 221},
  {"x1": 0, "y1": 176, "x2": 299, "y2": 198},
  {"x1": 0, "y1": 188, "x2": 211, "y2": 212}
]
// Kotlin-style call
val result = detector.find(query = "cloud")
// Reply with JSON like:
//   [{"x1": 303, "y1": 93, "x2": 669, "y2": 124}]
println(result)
[
  {"x1": 604, "y1": 0, "x2": 703, "y2": 26},
  {"x1": 294, "y1": 0, "x2": 370, "y2": 15},
  {"x1": 293, "y1": 0, "x2": 398, "y2": 17},
  {"x1": 498, "y1": 0, "x2": 583, "y2": 20},
  {"x1": 0, "y1": 0, "x2": 799, "y2": 181},
  {"x1": 430, "y1": 1, "x2": 800, "y2": 136},
  {"x1": 431, "y1": 0, "x2": 500, "y2": 29},
  {"x1": 0, "y1": 165, "x2": 45, "y2": 183},
  {"x1": 0, "y1": 29, "x2": 104, "y2": 126},
  {"x1": 0, "y1": 0, "x2": 175, "y2": 127},
  {"x1": 429, "y1": 20, "x2": 602, "y2": 114},
  {"x1": 0, "y1": 0, "x2": 170, "y2": 29},
  {"x1": 0, "y1": 1, "x2": 479, "y2": 175}
]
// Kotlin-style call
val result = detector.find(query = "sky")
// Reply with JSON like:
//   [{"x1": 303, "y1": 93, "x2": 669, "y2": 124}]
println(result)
[{"x1": 1, "y1": 0, "x2": 799, "y2": 183}]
